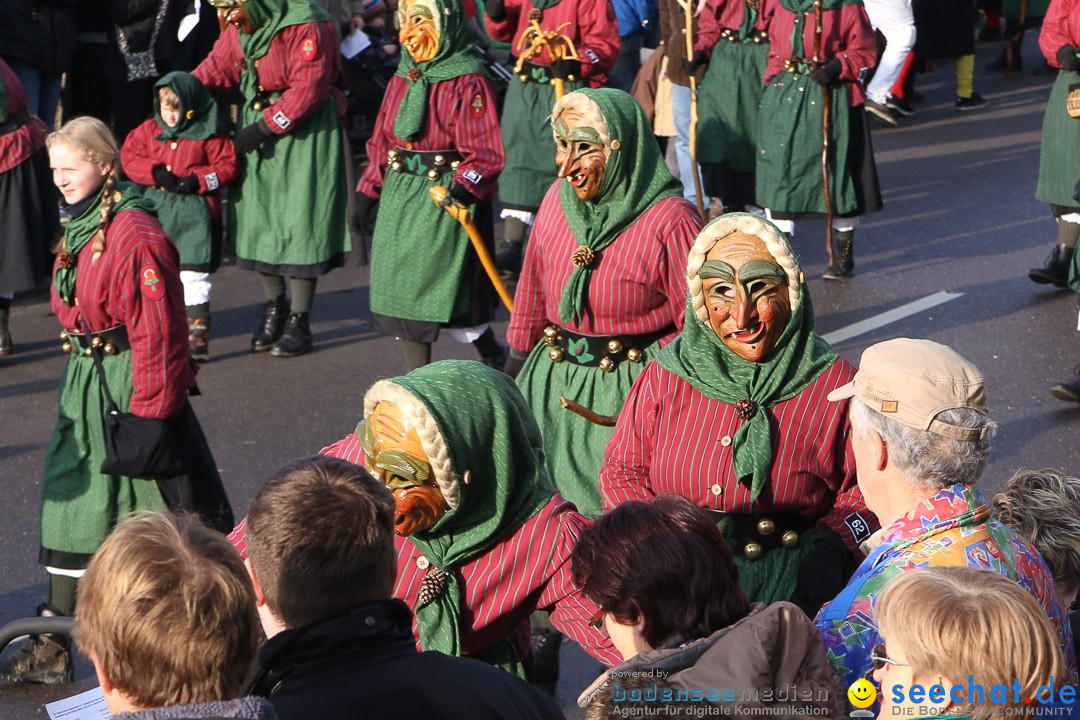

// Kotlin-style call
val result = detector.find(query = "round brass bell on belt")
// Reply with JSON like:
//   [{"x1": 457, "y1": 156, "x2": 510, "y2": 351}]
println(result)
[
  {"x1": 756, "y1": 518, "x2": 775, "y2": 536},
  {"x1": 61, "y1": 340, "x2": 72, "y2": 354},
  {"x1": 434, "y1": 154, "x2": 446, "y2": 166},
  {"x1": 743, "y1": 542, "x2": 763, "y2": 560},
  {"x1": 103, "y1": 342, "x2": 117, "y2": 356},
  {"x1": 542, "y1": 326, "x2": 560, "y2": 347},
  {"x1": 567, "y1": 74, "x2": 576, "y2": 82},
  {"x1": 548, "y1": 347, "x2": 564, "y2": 363},
  {"x1": 391, "y1": 161, "x2": 403, "y2": 173},
  {"x1": 599, "y1": 356, "x2": 615, "y2": 373},
  {"x1": 91, "y1": 336, "x2": 103, "y2": 348},
  {"x1": 519, "y1": 74, "x2": 529, "y2": 83},
  {"x1": 607, "y1": 339, "x2": 623, "y2": 354},
  {"x1": 252, "y1": 100, "x2": 263, "y2": 111},
  {"x1": 626, "y1": 348, "x2": 644, "y2": 363},
  {"x1": 427, "y1": 169, "x2": 439, "y2": 180},
  {"x1": 450, "y1": 160, "x2": 460, "y2": 169},
  {"x1": 388, "y1": 149, "x2": 399, "y2": 161},
  {"x1": 781, "y1": 530, "x2": 800, "y2": 548},
  {"x1": 59, "y1": 330, "x2": 69, "y2": 340},
  {"x1": 83, "y1": 347, "x2": 93, "y2": 357}
]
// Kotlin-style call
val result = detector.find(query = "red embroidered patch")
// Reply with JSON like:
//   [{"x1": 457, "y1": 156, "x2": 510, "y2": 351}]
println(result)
[
  {"x1": 140, "y1": 265, "x2": 165, "y2": 301},
  {"x1": 470, "y1": 93, "x2": 485, "y2": 118},
  {"x1": 300, "y1": 37, "x2": 317, "y2": 61}
]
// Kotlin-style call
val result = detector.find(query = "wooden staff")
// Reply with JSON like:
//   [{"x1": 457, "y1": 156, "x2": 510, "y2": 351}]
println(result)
[
  {"x1": 513, "y1": 18, "x2": 580, "y2": 101},
  {"x1": 812, "y1": 0, "x2": 835, "y2": 267},
  {"x1": 675, "y1": 0, "x2": 707, "y2": 221},
  {"x1": 429, "y1": 186, "x2": 515, "y2": 313},
  {"x1": 560, "y1": 397, "x2": 619, "y2": 426}
]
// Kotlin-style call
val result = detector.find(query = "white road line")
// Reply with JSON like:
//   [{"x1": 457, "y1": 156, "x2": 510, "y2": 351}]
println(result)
[{"x1": 821, "y1": 291, "x2": 964, "y2": 346}]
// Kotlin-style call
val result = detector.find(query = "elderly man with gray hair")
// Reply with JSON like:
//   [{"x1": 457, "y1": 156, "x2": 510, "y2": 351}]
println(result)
[{"x1": 813, "y1": 338, "x2": 1077, "y2": 702}]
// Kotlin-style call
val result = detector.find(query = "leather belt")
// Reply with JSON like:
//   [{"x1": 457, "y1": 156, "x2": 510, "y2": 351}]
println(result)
[
  {"x1": 719, "y1": 28, "x2": 768, "y2": 44},
  {"x1": 514, "y1": 60, "x2": 555, "y2": 85},
  {"x1": 386, "y1": 148, "x2": 463, "y2": 179},
  {"x1": 705, "y1": 510, "x2": 815, "y2": 560},
  {"x1": 542, "y1": 324, "x2": 671, "y2": 371},
  {"x1": 783, "y1": 58, "x2": 815, "y2": 75},
  {"x1": 61, "y1": 326, "x2": 131, "y2": 356}
]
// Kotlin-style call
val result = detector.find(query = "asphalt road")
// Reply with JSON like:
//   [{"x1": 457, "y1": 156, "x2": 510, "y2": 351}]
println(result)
[{"x1": 2, "y1": 41, "x2": 1078, "y2": 718}]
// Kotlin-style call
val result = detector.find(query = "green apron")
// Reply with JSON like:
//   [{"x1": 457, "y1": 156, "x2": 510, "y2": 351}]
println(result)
[
  {"x1": 1036, "y1": 70, "x2": 1080, "y2": 209},
  {"x1": 698, "y1": 40, "x2": 769, "y2": 172},
  {"x1": 42, "y1": 351, "x2": 168, "y2": 559},
  {"x1": 369, "y1": 166, "x2": 472, "y2": 323},
  {"x1": 729, "y1": 527, "x2": 818, "y2": 605},
  {"x1": 230, "y1": 93, "x2": 350, "y2": 269},
  {"x1": 498, "y1": 77, "x2": 585, "y2": 209},
  {"x1": 756, "y1": 70, "x2": 857, "y2": 215},
  {"x1": 143, "y1": 188, "x2": 212, "y2": 267}
]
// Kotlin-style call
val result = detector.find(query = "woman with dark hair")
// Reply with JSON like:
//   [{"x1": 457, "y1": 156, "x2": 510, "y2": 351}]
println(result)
[{"x1": 572, "y1": 494, "x2": 842, "y2": 714}]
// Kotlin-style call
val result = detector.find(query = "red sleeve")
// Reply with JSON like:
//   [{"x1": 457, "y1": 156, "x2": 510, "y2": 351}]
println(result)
[
  {"x1": 598, "y1": 363, "x2": 662, "y2": 510},
  {"x1": 834, "y1": 4, "x2": 876, "y2": 84},
  {"x1": 483, "y1": 0, "x2": 523, "y2": 43},
  {"x1": 119, "y1": 121, "x2": 160, "y2": 187},
  {"x1": 190, "y1": 135, "x2": 240, "y2": 193},
  {"x1": 192, "y1": 27, "x2": 243, "y2": 95},
  {"x1": 262, "y1": 23, "x2": 338, "y2": 135},
  {"x1": 357, "y1": 78, "x2": 402, "y2": 199},
  {"x1": 505, "y1": 190, "x2": 556, "y2": 352},
  {"x1": 695, "y1": 0, "x2": 723, "y2": 53},
  {"x1": 320, "y1": 430, "x2": 366, "y2": 465},
  {"x1": 815, "y1": 403, "x2": 877, "y2": 554},
  {"x1": 656, "y1": 200, "x2": 699, "y2": 335},
  {"x1": 113, "y1": 212, "x2": 190, "y2": 419},
  {"x1": 577, "y1": 0, "x2": 622, "y2": 80},
  {"x1": 450, "y1": 76, "x2": 505, "y2": 203},
  {"x1": 1040, "y1": 0, "x2": 1079, "y2": 66}
]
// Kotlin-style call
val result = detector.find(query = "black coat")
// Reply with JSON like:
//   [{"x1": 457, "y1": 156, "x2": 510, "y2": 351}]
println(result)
[
  {"x1": 0, "y1": 0, "x2": 77, "y2": 74},
  {"x1": 913, "y1": 0, "x2": 976, "y2": 59},
  {"x1": 249, "y1": 600, "x2": 566, "y2": 720}
]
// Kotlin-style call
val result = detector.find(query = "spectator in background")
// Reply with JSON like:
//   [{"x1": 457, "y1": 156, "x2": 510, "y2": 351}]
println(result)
[
  {"x1": 655, "y1": 0, "x2": 702, "y2": 211},
  {"x1": 608, "y1": 0, "x2": 656, "y2": 92},
  {"x1": 73, "y1": 512, "x2": 275, "y2": 720},
  {"x1": 862, "y1": 0, "x2": 916, "y2": 126},
  {"x1": 0, "y1": 0, "x2": 75, "y2": 131},
  {"x1": 911, "y1": 0, "x2": 988, "y2": 111}
]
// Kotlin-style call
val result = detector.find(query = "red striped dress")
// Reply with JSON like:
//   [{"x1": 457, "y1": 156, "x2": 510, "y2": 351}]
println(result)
[{"x1": 600, "y1": 358, "x2": 875, "y2": 552}]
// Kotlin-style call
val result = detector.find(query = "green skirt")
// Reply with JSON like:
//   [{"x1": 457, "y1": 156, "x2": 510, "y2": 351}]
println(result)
[
  {"x1": 698, "y1": 40, "x2": 769, "y2": 173},
  {"x1": 756, "y1": 71, "x2": 857, "y2": 215},
  {"x1": 1036, "y1": 71, "x2": 1080, "y2": 209},
  {"x1": 231, "y1": 95, "x2": 350, "y2": 272},
  {"x1": 498, "y1": 77, "x2": 584, "y2": 210},
  {"x1": 41, "y1": 351, "x2": 168, "y2": 564},
  {"x1": 369, "y1": 168, "x2": 472, "y2": 324},
  {"x1": 516, "y1": 339, "x2": 657, "y2": 518},
  {"x1": 143, "y1": 188, "x2": 212, "y2": 268},
  {"x1": 728, "y1": 527, "x2": 818, "y2": 605}
]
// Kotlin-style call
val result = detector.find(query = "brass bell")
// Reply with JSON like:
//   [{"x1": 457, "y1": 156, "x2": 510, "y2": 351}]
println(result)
[
  {"x1": 83, "y1": 347, "x2": 93, "y2": 357},
  {"x1": 59, "y1": 330, "x2": 69, "y2": 340},
  {"x1": 427, "y1": 169, "x2": 439, "y2": 180},
  {"x1": 450, "y1": 160, "x2": 460, "y2": 169},
  {"x1": 387, "y1": 149, "x2": 399, "y2": 161},
  {"x1": 548, "y1": 347, "x2": 564, "y2": 363},
  {"x1": 434, "y1": 154, "x2": 446, "y2": 166},
  {"x1": 756, "y1": 518, "x2": 775, "y2": 536},
  {"x1": 598, "y1": 357, "x2": 615, "y2": 373},
  {"x1": 627, "y1": 348, "x2": 643, "y2": 363},
  {"x1": 91, "y1": 336, "x2": 104, "y2": 348},
  {"x1": 567, "y1": 74, "x2": 576, "y2": 82},
  {"x1": 252, "y1": 100, "x2": 263, "y2": 111},
  {"x1": 391, "y1": 161, "x2": 403, "y2": 173},
  {"x1": 743, "y1": 543, "x2": 763, "y2": 560},
  {"x1": 606, "y1": 339, "x2": 623, "y2": 354},
  {"x1": 781, "y1": 530, "x2": 800, "y2": 548},
  {"x1": 103, "y1": 342, "x2": 117, "y2": 356},
  {"x1": 61, "y1": 340, "x2": 72, "y2": 354},
  {"x1": 519, "y1": 74, "x2": 529, "y2": 83},
  {"x1": 542, "y1": 326, "x2": 560, "y2": 347}
]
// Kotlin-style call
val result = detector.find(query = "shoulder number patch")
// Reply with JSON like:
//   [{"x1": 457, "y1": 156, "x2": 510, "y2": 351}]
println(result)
[
  {"x1": 141, "y1": 265, "x2": 165, "y2": 301},
  {"x1": 470, "y1": 93, "x2": 485, "y2": 118},
  {"x1": 272, "y1": 111, "x2": 291, "y2": 130},
  {"x1": 300, "y1": 36, "x2": 318, "y2": 61},
  {"x1": 844, "y1": 512, "x2": 872, "y2": 545}
]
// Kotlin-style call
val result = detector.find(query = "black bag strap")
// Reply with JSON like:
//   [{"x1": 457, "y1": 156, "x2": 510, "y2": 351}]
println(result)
[{"x1": 88, "y1": 346, "x2": 122, "y2": 415}]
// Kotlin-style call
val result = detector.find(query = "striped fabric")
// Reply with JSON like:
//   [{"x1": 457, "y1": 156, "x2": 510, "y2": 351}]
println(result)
[
  {"x1": 506, "y1": 189, "x2": 701, "y2": 352},
  {"x1": 51, "y1": 210, "x2": 192, "y2": 419},
  {"x1": 599, "y1": 358, "x2": 875, "y2": 552},
  {"x1": 193, "y1": 22, "x2": 344, "y2": 136},
  {"x1": 1039, "y1": 0, "x2": 1080, "y2": 64},
  {"x1": 763, "y1": 3, "x2": 876, "y2": 107},
  {"x1": 0, "y1": 59, "x2": 47, "y2": 174},
  {"x1": 121, "y1": 120, "x2": 239, "y2": 218},
  {"x1": 696, "y1": 0, "x2": 770, "y2": 50},
  {"x1": 484, "y1": 0, "x2": 620, "y2": 84},
  {"x1": 357, "y1": 74, "x2": 504, "y2": 203}
]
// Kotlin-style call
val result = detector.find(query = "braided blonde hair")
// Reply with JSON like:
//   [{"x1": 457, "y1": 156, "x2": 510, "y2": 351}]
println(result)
[
  {"x1": 686, "y1": 213, "x2": 803, "y2": 326},
  {"x1": 47, "y1": 116, "x2": 121, "y2": 257}
]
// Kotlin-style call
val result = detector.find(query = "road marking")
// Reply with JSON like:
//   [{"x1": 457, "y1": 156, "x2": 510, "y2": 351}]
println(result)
[{"x1": 821, "y1": 291, "x2": 964, "y2": 346}]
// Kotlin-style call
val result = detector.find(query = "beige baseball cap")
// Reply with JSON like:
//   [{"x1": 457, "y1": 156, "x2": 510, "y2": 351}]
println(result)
[{"x1": 826, "y1": 338, "x2": 989, "y2": 441}]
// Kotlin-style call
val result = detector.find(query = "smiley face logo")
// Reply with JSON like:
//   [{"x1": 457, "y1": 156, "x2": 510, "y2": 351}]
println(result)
[{"x1": 847, "y1": 679, "x2": 877, "y2": 709}]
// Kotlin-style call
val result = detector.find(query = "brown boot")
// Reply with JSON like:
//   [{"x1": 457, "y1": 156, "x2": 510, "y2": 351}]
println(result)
[{"x1": 188, "y1": 318, "x2": 210, "y2": 361}]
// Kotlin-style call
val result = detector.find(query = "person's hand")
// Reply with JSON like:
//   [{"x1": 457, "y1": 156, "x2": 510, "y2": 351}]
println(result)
[
  {"x1": 682, "y1": 50, "x2": 709, "y2": 76},
  {"x1": 175, "y1": 175, "x2": 200, "y2": 194},
  {"x1": 1058, "y1": 45, "x2": 1080, "y2": 72},
  {"x1": 792, "y1": 526, "x2": 852, "y2": 617},
  {"x1": 550, "y1": 58, "x2": 580, "y2": 81},
  {"x1": 485, "y1": 0, "x2": 506, "y2": 21},
  {"x1": 350, "y1": 193, "x2": 377, "y2": 237},
  {"x1": 350, "y1": 15, "x2": 366, "y2": 31},
  {"x1": 809, "y1": 57, "x2": 842, "y2": 86},
  {"x1": 152, "y1": 165, "x2": 179, "y2": 191},
  {"x1": 448, "y1": 183, "x2": 475, "y2": 207},
  {"x1": 234, "y1": 121, "x2": 273, "y2": 154}
]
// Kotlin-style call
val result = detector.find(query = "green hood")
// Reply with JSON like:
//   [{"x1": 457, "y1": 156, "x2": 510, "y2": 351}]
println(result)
[
  {"x1": 154, "y1": 71, "x2": 219, "y2": 140},
  {"x1": 239, "y1": 0, "x2": 329, "y2": 60}
]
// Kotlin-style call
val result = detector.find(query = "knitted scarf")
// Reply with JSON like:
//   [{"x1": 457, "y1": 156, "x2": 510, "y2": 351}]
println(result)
[
  {"x1": 779, "y1": 0, "x2": 861, "y2": 60},
  {"x1": 655, "y1": 214, "x2": 837, "y2": 503},
  {"x1": 557, "y1": 88, "x2": 682, "y2": 324},
  {"x1": 238, "y1": 0, "x2": 329, "y2": 110},
  {"x1": 153, "y1": 71, "x2": 219, "y2": 141},
  {"x1": 54, "y1": 182, "x2": 157, "y2": 306},
  {"x1": 393, "y1": 0, "x2": 487, "y2": 139}
]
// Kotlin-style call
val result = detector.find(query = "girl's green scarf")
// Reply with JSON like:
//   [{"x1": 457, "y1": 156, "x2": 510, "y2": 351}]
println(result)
[
  {"x1": 54, "y1": 182, "x2": 157, "y2": 306},
  {"x1": 558, "y1": 88, "x2": 683, "y2": 324},
  {"x1": 393, "y1": 0, "x2": 487, "y2": 139},
  {"x1": 738, "y1": 0, "x2": 758, "y2": 39},
  {"x1": 391, "y1": 361, "x2": 553, "y2": 662},
  {"x1": 655, "y1": 214, "x2": 837, "y2": 503},
  {"x1": 779, "y1": 0, "x2": 861, "y2": 60},
  {"x1": 238, "y1": 0, "x2": 329, "y2": 109},
  {"x1": 154, "y1": 71, "x2": 219, "y2": 141}
]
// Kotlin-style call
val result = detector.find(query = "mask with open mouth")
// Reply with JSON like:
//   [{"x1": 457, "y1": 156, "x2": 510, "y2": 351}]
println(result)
[
  {"x1": 553, "y1": 107, "x2": 609, "y2": 202},
  {"x1": 398, "y1": 0, "x2": 440, "y2": 63},
  {"x1": 208, "y1": 0, "x2": 254, "y2": 33}
]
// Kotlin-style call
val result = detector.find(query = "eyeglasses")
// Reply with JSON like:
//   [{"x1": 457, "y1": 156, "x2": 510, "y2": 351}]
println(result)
[
  {"x1": 588, "y1": 608, "x2": 606, "y2": 631},
  {"x1": 870, "y1": 643, "x2": 909, "y2": 670}
]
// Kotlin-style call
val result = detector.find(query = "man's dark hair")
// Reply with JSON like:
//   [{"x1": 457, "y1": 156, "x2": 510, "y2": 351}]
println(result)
[
  {"x1": 247, "y1": 455, "x2": 397, "y2": 628},
  {"x1": 572, "y1": 494, "x2": 749, "y2": 648}
]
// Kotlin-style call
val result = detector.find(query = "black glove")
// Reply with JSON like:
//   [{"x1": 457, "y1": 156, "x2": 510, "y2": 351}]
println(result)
[
  {"x1": 152, "y1": 165, "x2": 179, "y2": 191},
  {"x1": 503, "y1": 348, "x2": 529, "y2": 379},
  {"x1": 350, "y1": 193, "x2": 377, "y2": 237},
  {"x1": 682, "y1": 50, "x2": 709, "y2": 77},
  {"x1": 234, "y1": 120, "x2": 273, "y2": 154},
  {"x1": 448, "y1": 182, "x2": 475, "y2": 207},
  {"x1": 549, "y1": 59, "x2": 581, "y2": 81},
  {"x1": 809, "y1": 57, "x2": 842, "y2": 86},
  {"x1": 1058, "y1": 45, "x2": 1080, "y2": 72},
  {"x1": 175, "y1": 174, "x2": 200, "y2": 194},
  {"x1": 791, "y1": 526, "x2": 853, "y2": 617},
  {"x1": 485, "y1": 0, "x2": 506, "y2": 21}
]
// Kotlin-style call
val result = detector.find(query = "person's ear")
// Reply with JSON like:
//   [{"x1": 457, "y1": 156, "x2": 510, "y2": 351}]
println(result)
[
  {"x1": 89, "y1": 648, "x2": 114, "y2": 695},
  {"x1": 100, "y1": 162, "x2": 112, "y2": 178},
  {"x1": 244, "y1": 556, "x2": 267, "y2": 608},
  {"x1": 868, "y1": 428, "x2": 888, "y2": 472}
]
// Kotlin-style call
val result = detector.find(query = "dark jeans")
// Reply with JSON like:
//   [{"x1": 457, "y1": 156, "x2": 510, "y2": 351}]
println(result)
[
  {"x1": 607, "y1": 31, "x2": 644, "y2": 93},
  {"x1": 4, "y1": 59, "x2": 62, "y2": 130}
]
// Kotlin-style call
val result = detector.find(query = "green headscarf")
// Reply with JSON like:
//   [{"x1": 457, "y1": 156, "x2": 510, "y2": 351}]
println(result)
[
  {"x1": 779, "y1": 0, "x2": 862, "y2": 60},
  {"x1": 655, "y1": 213, "x2": 838, "y2": 503},
  {"x1": 54, "y1": 182, "x2": 157, "y2": 306},
  {"x1": 557, "y1": 88, "x2": 683, "y2": 324},
  {"x1": 363, "y1": 361, "x2": 553, "y2": 666},
  {"x1": 393, "y1": 0, "x2": 487, "y2": 139},
  {"x1": 153, "y1": 72, "x2": 219, "y2": 141},
  {"x1": 237, "y1": 0, "x2": 329, "y2": 110}
]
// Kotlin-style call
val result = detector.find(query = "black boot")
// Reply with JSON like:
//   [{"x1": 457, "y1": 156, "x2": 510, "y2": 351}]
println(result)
[
  {"x1": 251, "y1": 297, "x2": 289, "y2": 352},
  {"x1": 0, "y1": 604, "x2": 74, "y2": 685},
  {"x1": 822, "y1": 230, "x2": 855, "y2": 281},
  {"x1": 270, "y1": 312, "x2": 312, "y2": 357},
  {"x1": 527, "y1": 629, "x2": 562, "y2": 696},
  {"x1": 495, "y1": 240, "x2": 523, "y2": 277},
  {"x1": 1028, "y1": 245, "x2": 1074, "y2": 287},
  {"x1": 1050, "y1": 364, "x2": 1080, "y2": 403},
  {"x1": 0, "y1": 297, "x2": 11, "y2": 357},
  {"x1": 188, "y1": 317, "x2": 210, "y2": 361}
]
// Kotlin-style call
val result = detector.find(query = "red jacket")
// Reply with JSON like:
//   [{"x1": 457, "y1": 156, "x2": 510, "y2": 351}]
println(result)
[
  {"x1": 696, "y1": 0, "x2": 773, "y2": 53},
  {"x1": 0, "y1": 58, "x2": 47, "y2": 175},
  {"x1": 1040, "y1": 0, "x2": 1080, "y2": 67}
]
